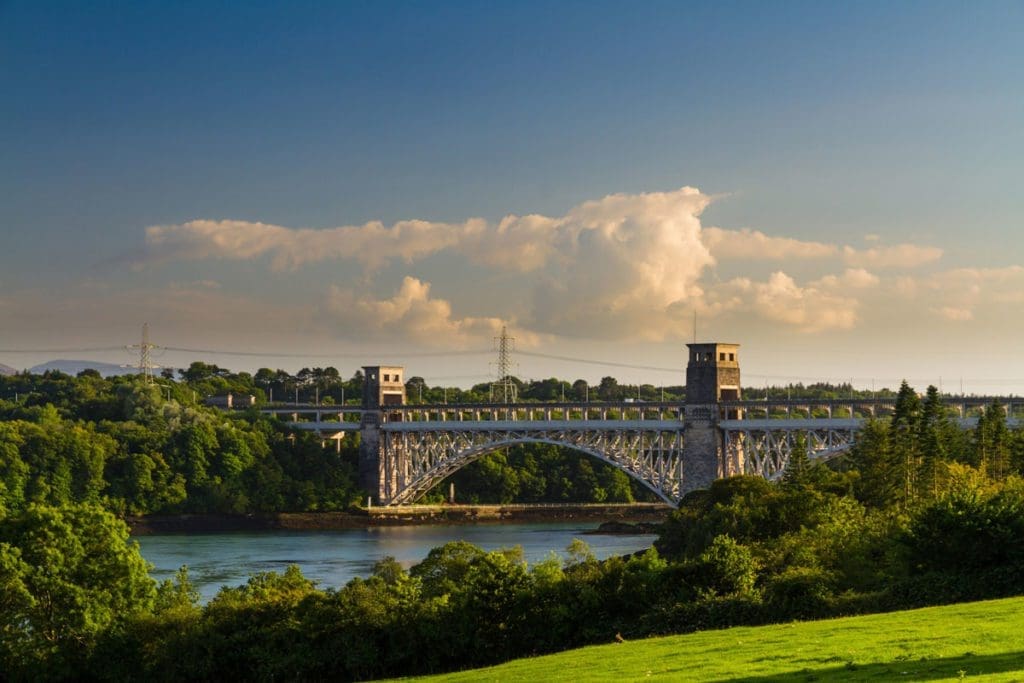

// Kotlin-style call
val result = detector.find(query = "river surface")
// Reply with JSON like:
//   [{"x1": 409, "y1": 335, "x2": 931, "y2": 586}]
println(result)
[{"x1": 136, "y1": 522, "x2": 655, "y2": 602}]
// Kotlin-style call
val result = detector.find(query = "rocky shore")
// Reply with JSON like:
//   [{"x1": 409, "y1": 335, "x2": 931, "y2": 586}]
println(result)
[{"x1": 127, "y1": 503, "x2": 671, "y2": 535}]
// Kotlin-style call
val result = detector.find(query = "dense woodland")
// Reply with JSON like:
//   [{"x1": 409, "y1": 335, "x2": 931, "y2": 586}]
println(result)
[{"x1": 4, "y1": 369, "x2": 1024, "y2": 680}]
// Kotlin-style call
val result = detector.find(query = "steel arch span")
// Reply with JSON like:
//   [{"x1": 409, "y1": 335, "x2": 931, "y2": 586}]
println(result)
[
  {"x1": 722, "y1": 424, "x2": 859, "y2": 481},
  {"x1": 380, "y1": 428, "x2": 686, "y2": 506}
]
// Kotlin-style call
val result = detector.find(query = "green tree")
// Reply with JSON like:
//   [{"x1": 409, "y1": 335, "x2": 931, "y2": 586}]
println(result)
[
  {"x1": 689, "y1": 534, "x2": 758, "y2": 597},
  {"x1": 782, "y1": 431, "x2": 812, "y2": 487},
  {"x1": 849, "y1": 418, "x2": 900, "y2": 508},
  {"x1": 411, "y1": 540, "x2": 488, "y2": 598},
  {"x1": 597, "y1": 376, "x2": 620, "y2": 401},
  {"x1": 0, "y1": 423, "x2": 29, "y2": 514},
  {"x1": 891, "y1": 380, "x2": 922, "y2": 505},
  {"x1": 0, "y1": 504, "x2": 155, "y2": 679},
  {"x1": 918, "y1": 385, "x2": 950, "y2": 497},
  {"x1": 975, "y1": 401, "x2": 1010, "y2": 479}
]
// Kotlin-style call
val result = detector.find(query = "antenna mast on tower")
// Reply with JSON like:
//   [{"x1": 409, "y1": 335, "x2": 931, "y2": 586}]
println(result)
[
  {"x1": 125, "y1": 322, "x2": 162, "y2": 384},
  {"x1": 490, "y1": 326, "x2": 518, "y2": 404}
]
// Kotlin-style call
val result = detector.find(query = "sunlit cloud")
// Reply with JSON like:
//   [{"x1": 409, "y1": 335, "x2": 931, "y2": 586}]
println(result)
[
  {"x1": 115, "y1": 186, "x2": 1016, "y2": 347},
  {"x1": 324, "y1": 276, "x2": 509, "y2": 346},
  {"x1": 702, "y1": 227, "x2": 837, "y2": 261},
  {"x1": 141, "y1": 218, "x2": 479, "y2": 271},
  {"x1": 842, "y1": 243, "x2": 942, "y2": 269},
  {"x1": 712, "y1": 271, "x2": 861, "y2": 333}
]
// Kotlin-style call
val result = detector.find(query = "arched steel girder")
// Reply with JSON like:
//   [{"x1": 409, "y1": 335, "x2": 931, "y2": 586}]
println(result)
[
  {"x1": 723, "y1": 425, "x2": 859, "y2": 482},
  {"x1": 764, "y1": 443, "x2": 854, "y2": 482},
  {"x1": 385, "y1": 435, "x2": 683, "y2": 506}
]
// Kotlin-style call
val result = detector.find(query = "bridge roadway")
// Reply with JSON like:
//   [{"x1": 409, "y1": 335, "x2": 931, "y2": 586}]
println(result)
[
  {"x1": 264, "y1": 396, "x2": 1024, "y2": 433},
  {"x1": 260, "y1": 397, "x2": 1021, "y2": 505}
]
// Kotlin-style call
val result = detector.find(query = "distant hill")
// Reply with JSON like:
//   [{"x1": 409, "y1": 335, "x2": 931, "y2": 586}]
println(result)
[
  {"x1": 28, "y1": 360, "x2": 137, "y2": 377},
  {"x1": 0, "y1": 363, "x2": 17, "y2": 376}
]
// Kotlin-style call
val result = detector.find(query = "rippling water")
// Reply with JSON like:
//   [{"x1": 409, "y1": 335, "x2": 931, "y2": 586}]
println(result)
[{"x1": 136, "y1": 522, "x2": 655, "y2": 602}]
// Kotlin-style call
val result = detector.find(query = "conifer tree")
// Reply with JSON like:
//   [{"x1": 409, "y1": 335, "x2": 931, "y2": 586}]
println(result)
[
  {"x1": 891, "y1": 380, "x2": 921, "y2": 505},
  {"x1": 918, "y1": 385, "x2": 948, "y2": 498}
]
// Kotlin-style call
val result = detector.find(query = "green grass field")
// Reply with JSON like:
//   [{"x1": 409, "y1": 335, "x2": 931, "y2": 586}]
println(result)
[{"x1": 398, "y1": 596, "x2": 1024, "y2": 681}]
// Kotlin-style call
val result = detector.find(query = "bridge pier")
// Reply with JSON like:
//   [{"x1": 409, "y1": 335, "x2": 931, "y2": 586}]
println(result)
[
  {"x1": 684, "y1": 343, "x2": 744, "y2": 493},
  {"x1": 358, "y1": 411, "x2": 385, "y2": 502},
  {"x1": 682, "y1": 407, "x2": 720, "y2": 491},
  {"x1": 358, "y1": 365, "x2": 407, "y2": 504}
]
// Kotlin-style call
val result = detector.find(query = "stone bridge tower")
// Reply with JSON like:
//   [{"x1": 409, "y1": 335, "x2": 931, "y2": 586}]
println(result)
[
  {"x1": 358, "y1": 366, "x2": 406, "y2": 503},
  {"x1": 683, "y1": 343, "x2": 742, "y2": 492}
]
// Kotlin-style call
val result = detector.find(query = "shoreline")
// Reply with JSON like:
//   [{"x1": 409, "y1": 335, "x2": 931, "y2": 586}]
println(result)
[{"x1": 127, "y1": 502, "x2": 672, "y2": 535}]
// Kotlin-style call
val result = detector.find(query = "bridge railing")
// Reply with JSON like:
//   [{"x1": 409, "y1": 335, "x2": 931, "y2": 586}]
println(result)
[
  {"x1": 383, "y1": 401, "x2": 686, "y2": 424},
  {"x1": 262, "y1": 397, "x2": 1022, "y2": 428},
  {"x1": 261, "y1": 404, "x2": 365, "y2": 424},
  {"x1": 719, "y1": 397, "x2": 1022, "y2": 421}
]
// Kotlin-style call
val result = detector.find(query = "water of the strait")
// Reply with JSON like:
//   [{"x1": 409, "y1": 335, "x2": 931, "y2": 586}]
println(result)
[{"x1": 136, "y1": 522, "x2": 655, "y2": 602}]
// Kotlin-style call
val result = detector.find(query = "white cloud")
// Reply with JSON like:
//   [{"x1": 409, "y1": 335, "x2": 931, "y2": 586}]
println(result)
[
  {"x1": 522, "y1": 187, "x2": 715, "y2": 339},
  {"x1": 702, "y1": 227, "x2": 837, "y2": 261},
  {"x1": 139, "y1": 187, "x2": 717, "y2": 341},
  {"x1": 325, "y1": 276, "x2": 507, "y2": 346},
  {"x1": 812, "y1": 268, "x2": 880, "y2": 290},
  {"x1": 842, "y1": 243, "x2": 942, "y2": 269},
  {"x1": 142, "y1": 218, "x2": 478, "y2": 271},
  {"x1": 127, "y1": 186, "x2": 993, "y2": 345},
  {"x1": 714, "y1": 271, "x2": 860, "y2": 333}
]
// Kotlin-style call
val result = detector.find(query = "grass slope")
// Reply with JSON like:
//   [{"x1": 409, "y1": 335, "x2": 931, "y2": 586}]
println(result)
[{"x1": 400, "y1": 596, "x2": 1024, "y2": 681}]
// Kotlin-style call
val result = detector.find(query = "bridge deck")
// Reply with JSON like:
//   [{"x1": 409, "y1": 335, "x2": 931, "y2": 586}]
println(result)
[{"x1": 270, "y1": 397, "x2": 1022, "y2": 438}]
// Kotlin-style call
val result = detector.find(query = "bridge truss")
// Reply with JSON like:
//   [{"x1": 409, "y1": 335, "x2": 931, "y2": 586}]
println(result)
[
  {"x1": 379, "y1": 422, "x2": 685, "y2": 506},
  {"x1": 268, "y1": 397, "x2": 1022, "y2": 506},
  {"x1": 720, "y1": 419, "x2": 862, "y2": 481}
]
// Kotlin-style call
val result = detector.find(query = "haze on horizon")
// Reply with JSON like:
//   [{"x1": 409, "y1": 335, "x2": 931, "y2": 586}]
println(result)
[{"x1": 2, "y1": 2, "x2": 1023, "y2": 393}]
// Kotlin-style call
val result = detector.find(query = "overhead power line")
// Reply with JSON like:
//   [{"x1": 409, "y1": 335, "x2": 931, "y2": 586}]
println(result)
[
  {"x1": 0, "y1": 346, "x2": 124, "y2": 353},
  {"x1": 161, "y1": 346, "x2": 491, "y2": 359},
  {"x1": 517, "y1": 350, "x2": 682, "y2": 374}
]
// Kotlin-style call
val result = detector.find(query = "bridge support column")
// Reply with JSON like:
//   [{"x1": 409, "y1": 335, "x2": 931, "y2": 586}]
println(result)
[
  {"x1": 358, "y1": 411, "x2": 386, "y2": 503},
  {"x1": 682, "y1": 406, "x2": 721, "y2": 493},
  {"x1": 684, "y1": 342, "x2": 743, "y2": 494}
]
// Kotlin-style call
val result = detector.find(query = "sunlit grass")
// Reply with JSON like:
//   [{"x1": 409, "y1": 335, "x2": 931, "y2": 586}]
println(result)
[{"x1": 397, "y1": 596, "x2": 1024, "y2": 681}]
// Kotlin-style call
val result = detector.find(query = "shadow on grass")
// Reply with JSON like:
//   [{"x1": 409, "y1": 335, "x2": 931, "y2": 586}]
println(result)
[{"x1": 712, "y1": 650, "x2": 1024, "y2": 682}]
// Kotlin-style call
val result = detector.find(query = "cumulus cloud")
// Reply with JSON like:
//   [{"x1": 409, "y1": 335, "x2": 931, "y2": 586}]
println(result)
[
  {"x1": 126, "y1": 186, "x2": 975, "y2": 344},
  {"x1": 522, "y1": 187, "x2": 715, "y2": 339},
  {"x1": 142, "y1": 218, "x2": 479, "y2": 271},
  {"x1": 813, "y1": 268, "x2": 880, "y2": 290},
  {"x1": 702, "y1": 227, "x2": 837, "y2": 261},
  {"x1": 713, "y1": 271, "x2": 860, "y2": 333},
  {"x1": 139, "y1": 187, "x2": 717, "y2": 341},
  {"x1": 325, "y1": 276, "x2": 507, "y2": 346},
  {"x1": 842, "y1": 243, "x2": 942, "y2": 269}
]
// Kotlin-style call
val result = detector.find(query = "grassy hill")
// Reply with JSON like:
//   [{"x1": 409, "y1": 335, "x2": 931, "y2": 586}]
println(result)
[{"x1": 399, "y1": 596, "x2": 1024, "y2": 681}]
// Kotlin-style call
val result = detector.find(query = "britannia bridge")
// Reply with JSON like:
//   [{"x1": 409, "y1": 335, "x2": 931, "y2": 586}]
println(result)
[{"x1": 263, "y1": 343, "x2": 1021, "y2": 506}]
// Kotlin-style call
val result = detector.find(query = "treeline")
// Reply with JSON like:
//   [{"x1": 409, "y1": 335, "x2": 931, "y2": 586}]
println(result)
[
  {"x1": 5, "y1": 473, "x2": 1024, "y2": 680},
  {"x1": 0, "y1": 373, "x2": 362, "y2": 516},
  {"x1": 5, "y1": 379, "x2": 1024, "y2": 680},
  {"x1": 151, "y1": 360, "x2": 687, "y2": 404},
  {"x1": 841, "y1": 381, "x2": 1024, "y2": 507}
]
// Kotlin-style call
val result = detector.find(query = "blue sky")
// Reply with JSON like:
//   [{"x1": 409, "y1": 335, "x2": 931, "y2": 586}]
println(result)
[{"x1": 2, "y1": 1, "x2": 1023, "y2": 391}]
